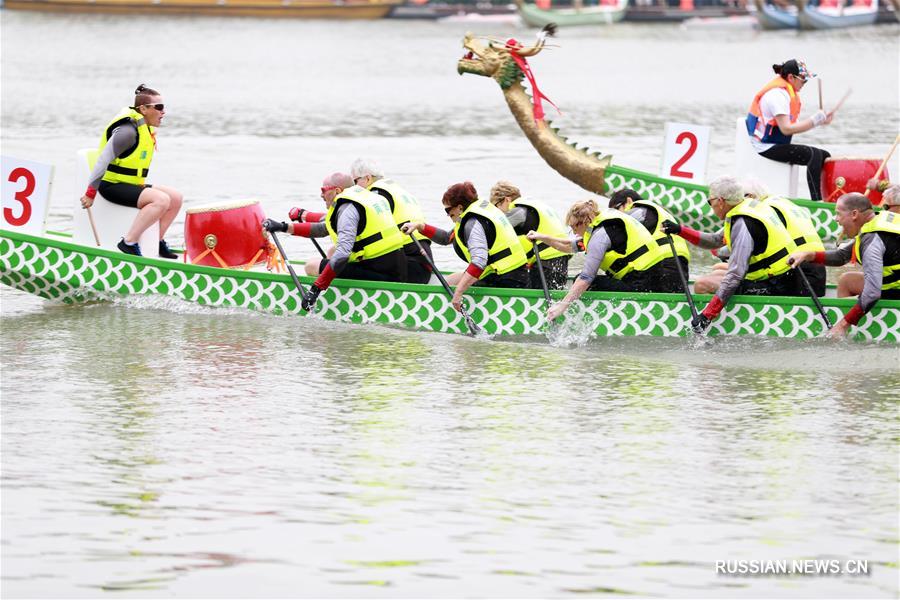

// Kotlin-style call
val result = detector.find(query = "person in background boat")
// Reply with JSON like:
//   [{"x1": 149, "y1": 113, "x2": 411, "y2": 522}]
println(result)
[
  {"x1": 79, "y1": 84, "x2": 183, "y2": 258},
  {"x1": 747, "y1": 60, "x2": 833, "y2": 201},
  {"x1": 789, "y1": 192, "x2": 900, "y2": 339},
  {"x1": 834, "y1": 185, "x2": 900, "y2": 299},
  {"x1": 401, "y1": 181, "x2": 529, "y2": 312},
  {"x1": 263, "y1": 172, "x2": 407, "y2": 311},
  {"x1": 489, "y1": 180, "x2": 571, "y2": 290},
  {"x1": 527, "y1": 198, "x2": 681, "y2": 322},
  {"x1": 608, "y1": 188, "x2": 690, "y2": 279},
  {"x1": 662, "y1": 175, "x2": 801, "y2": 333},
  {"x1": 349, "y1": 158, "x2": 434, "y2": 284}
]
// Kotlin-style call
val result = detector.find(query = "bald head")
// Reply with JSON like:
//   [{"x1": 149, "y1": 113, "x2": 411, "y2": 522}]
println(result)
[
  {"x1": 836, "y1": 192, "x2": 872, "y2": 213},
  {"x1": 322, "y1": 172, "x2": 353, "y2": 190}
]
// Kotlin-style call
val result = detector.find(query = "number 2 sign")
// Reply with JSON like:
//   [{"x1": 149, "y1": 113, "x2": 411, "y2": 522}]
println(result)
[
  {"x1": 1, "y1": 156, "x2": 53, "y2": 235},
  {"x1": 660, "y1": 123, "x2": 711, "y2": 184}
]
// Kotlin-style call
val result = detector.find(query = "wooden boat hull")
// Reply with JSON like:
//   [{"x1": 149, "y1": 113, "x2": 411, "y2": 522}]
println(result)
[
  {"x1": 3, "y1": 229, "x2": 898, "y2": 342},
  {"x1": 1, "y1": 0, "x2": 401, "y2": 18},
  {"x1": 515, "y1": 0, "x2": 627, "y2": 27}
]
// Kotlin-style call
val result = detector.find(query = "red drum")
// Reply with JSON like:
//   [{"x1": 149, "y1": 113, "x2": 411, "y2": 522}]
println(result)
[
  {"x1": 184, "y1": 199, "x2": 267, "y2": 268},
  {"x1": 821, "y1": 157, "x2": 890, "y2": 205}
]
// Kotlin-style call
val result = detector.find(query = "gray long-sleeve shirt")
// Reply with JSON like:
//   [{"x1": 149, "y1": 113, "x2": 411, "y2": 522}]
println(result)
[
  {"x1": 425, "y1": 219, "x2": 488, "y2": 270},
  {"x1": 824, "y1": 231, "x2": 886, "y2": 313},
  {"x1": 714, "y1": 218, "x2": 757, "y2": 305},
  {"x1": 87, "y1": 125, "x2": 139, "y2": 190},
  {"x1": 577, "y1": 229, "x2": 612, "y2": 283}
]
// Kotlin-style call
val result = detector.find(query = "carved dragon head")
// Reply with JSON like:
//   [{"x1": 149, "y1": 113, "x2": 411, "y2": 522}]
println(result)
[{"x1": 457, "y1": 25, "x2": 555, "y2": 89}]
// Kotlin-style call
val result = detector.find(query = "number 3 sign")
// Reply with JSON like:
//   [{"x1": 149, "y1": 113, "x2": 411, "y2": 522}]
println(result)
[
  {"x1": 660, "y1": 123, "x2": 711, "y2": 184},
  {"x1": 1, "y1": 156, "x2": 53, "y2": 235}
]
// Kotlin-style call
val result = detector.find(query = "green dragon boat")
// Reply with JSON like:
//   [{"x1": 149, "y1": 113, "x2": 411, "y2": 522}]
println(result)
[
  {"x1": 456, "y1": 31, "x2": 845, "y2": 244},
  {"x1": 2, "y1": 229, "x2": 898, "y2": 342}
]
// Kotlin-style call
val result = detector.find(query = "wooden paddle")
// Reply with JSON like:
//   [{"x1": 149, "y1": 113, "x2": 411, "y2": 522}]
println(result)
[
  {"x1": 817, "y1": 78, "x2": 823, "y2": 110},
  {"x1": 531, "y1": 240, "x2": 552, "y2": 310},
  {"x1": 794, "y1": 264, "x2": 832, "y2": 331},
  {"x1": 85, "y1": 206, "x2": 101, "y2": 247},
  {"x1": 270, "y1": 231, "x2": 308, "y2": 298},
  {"x1": 665, "y1": 234, "x2": 702, "y2": 334},
  {"x1": 864, "y1": 134, "x2": 900, "y2": 198},
  {"x1": 409, "y1": 234, "x2": 481, "y2": 336}
]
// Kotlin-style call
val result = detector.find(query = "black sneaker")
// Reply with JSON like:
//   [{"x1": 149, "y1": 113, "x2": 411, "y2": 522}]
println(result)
[
  {"x1": 158, "y1": 239, "x2": 178, "y2": 260},
  {"x1": 117, "y1": 238, "x2": 142, "y2": 256}
]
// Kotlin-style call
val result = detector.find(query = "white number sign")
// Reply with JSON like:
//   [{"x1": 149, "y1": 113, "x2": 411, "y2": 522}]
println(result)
[
  {"x1": 1, "y1": 156, "x2": 54, "y2": 235},
  {"x1": 660, "y1": 123, "x2": 712, "y2": 184}
]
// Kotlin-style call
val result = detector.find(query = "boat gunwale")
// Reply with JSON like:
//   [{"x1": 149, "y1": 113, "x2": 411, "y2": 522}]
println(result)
[{"x1": 5, "y1": 228, "x2": 897, "y2": 311}]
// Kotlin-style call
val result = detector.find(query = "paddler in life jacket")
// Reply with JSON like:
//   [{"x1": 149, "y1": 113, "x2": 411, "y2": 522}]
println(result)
[
  {"x1": 662, "y1": 175, "x2": 802, "y2": 333},
  {"x1": 488, "y1": 180, "x2": 572, "y2": 290},
  {"x1": 401, "y1": 181, "x2": 529, "y2": 312},
  {"x1": 79, "y1": 84, "x2": 183, "y2": 258},
  {"x1": 263, "y1": 172, "x2": 407, "y2": 311},
  {"x1": 837, "y1": 185, "x2": 900, "y2": 299},
  {"x1": 607, "y1": 188, "x2": 687, "y2": 294},
  {"x1": 789, "y1": 192, "x2": 900, "y2": 339},
  {"x1": 746, "y1": 59, "x2": 833, "y2": 200},
  {"x1": 348, "y1": 158, "x2": 434, "y2": 285},
  {"x1": 527, "y1": 198, "x2": 681, "y2": 322}
]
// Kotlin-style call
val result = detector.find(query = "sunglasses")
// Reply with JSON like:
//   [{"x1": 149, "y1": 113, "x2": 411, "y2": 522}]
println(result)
[
  {"x1": 353, "y1": 176, "x2": 367, "y2": 184},
  {"x1": 707, "y1": 196, "x2": 722, "y2": 206},
  {"x1": 321, "y1": 185, "x2": 340, "y2": 195},
  {"x1": 444, "y1": 205, "x2": 456, "y2": 215},
  {"x1": 142, "y1": 103, "x2": 165, "y2": 111}
]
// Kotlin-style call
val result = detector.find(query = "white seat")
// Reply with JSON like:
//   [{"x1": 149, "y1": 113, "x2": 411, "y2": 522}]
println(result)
[
  {"x1": 73, "y1": 148, "x2": 159, "y2": 257},
  {"x1": 733, "y1": 117, "x2": 807, "y2": 199}
]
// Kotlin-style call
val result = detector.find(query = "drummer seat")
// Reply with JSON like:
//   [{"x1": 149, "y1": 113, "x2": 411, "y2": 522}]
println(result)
[
  {"x1": 72, "y1": 148, "x2": 159, "y2": 258},
  {"x1": 733, "y1": 117, "x2": 806, "y2": 200}
]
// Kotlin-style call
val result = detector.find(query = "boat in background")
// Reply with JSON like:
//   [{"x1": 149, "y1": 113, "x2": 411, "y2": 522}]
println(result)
[
  {"x1": 1, "y1": 0, "x2": 403, "y2": 18},
  {"x1": 752, "y1": 0, "x2": 799, "y2": 28},
  {"x1": 797, "y1": 0, "x2": 879, "y2": 28},
  {"x1": 514, "y1": 0, "x2": 628, "y2": 27},
  {"x1": 389, "y1": 0, "x2": 517, "y2": 19}
]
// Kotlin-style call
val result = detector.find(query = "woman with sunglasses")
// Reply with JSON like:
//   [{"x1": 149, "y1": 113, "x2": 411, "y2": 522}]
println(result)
[
  {"x1": 746, "y1": 59, "x2": 833, "y2": 200},
  {"x1": 401, "y1": 181, "x2": 528, "y2": 312},
  {"x1": 79, "y1": 84, "x2": 183, "y2": 258},
  {"x1": 488, "y1": 180, "x2": 572, "y2": 290}
]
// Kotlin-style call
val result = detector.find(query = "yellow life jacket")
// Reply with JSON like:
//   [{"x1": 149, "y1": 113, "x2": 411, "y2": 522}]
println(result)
[
  {"x1": 723, "y1": 198, "x2": 796, "y2": 281},
  {"x1": 632, "y1": 200, "x2": 690, "y2": 262},
  {"x1": 582, "y1": 209, "x2": 669, "y2": 279},
  {"x1": 854, "y1": 211, "x2": 900, "y2": 291},
  {"x1": 325, "y1": 185, "x2": 405, "y2": 262},
  {"x1": 509, "y1": 198, "x2": 569, "y2": 264},
  {"x1": 453, "y1": 199, "x2": 528, "y2": 277},
  {"x1": 97, "y1": 107, "x2": 155, "y2": 186},
  {"x1": 764, "y1": 196, "x2": 825, "y2": 253},
  {"x1": 368, "y1": 178, "x2": 428, "y2": 243}
]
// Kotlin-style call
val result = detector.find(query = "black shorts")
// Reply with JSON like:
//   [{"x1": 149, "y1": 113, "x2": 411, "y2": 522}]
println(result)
[
  {"x1": 318, "y1": 248, "x2": 407, "y2": 283},
  {"x1": 475, "y1": 265, "x2": 530, "y2": 289},
  {"x1": 98, "y1": 181, "x2": 149, "y2": 208}
]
